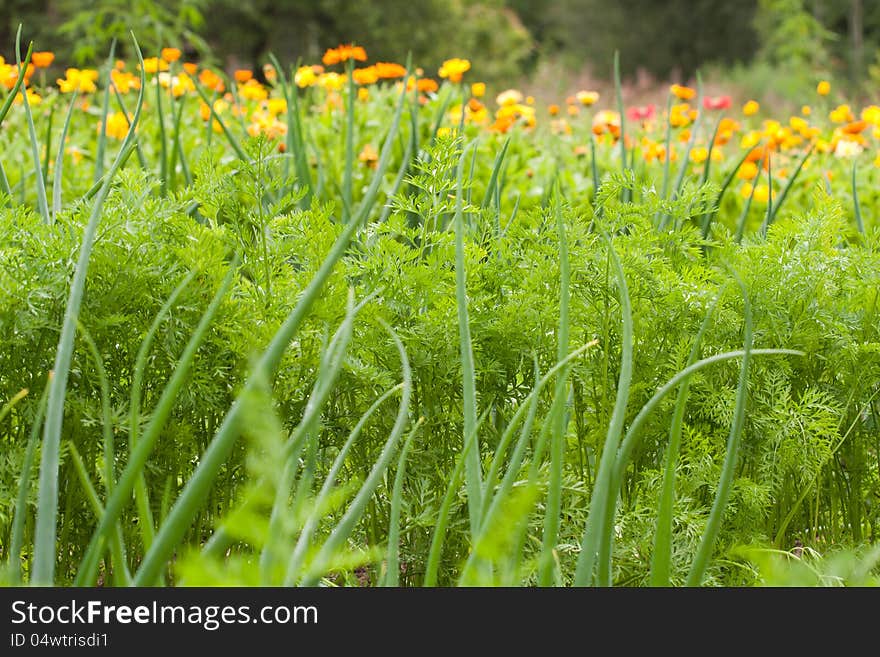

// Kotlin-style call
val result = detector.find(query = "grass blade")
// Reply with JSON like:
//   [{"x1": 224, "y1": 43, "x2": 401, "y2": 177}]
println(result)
[
  {"x1": 686, "y1": 274, "x2": 754, "y2": 586},
  {"x1": 383, "y1": 419, "x2": 423, "y2": 587},
  {"x1": 454, "y1": 141, "x2": 483, "y2": 535},
  {"x1": 8, "y1": 378, "x2": 48, "y2": 584},
  {"x1": 538, "y1": 191, "x2": 571, "y2": 586}
]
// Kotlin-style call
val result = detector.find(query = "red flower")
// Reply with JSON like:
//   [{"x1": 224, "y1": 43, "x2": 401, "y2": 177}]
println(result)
[
  {"x1": 703, "y1": 95, "x2": 732, "y2": 110},
  {"x1": 626, "y1": 104, "x2": 656, "y2": 122}
]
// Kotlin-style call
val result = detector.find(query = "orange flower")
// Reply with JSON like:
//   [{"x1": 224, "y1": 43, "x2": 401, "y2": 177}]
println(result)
[
  {"x1": 670, "y1": 84, "x2": 696, "y2": 100},
  {"x1": 198, "y1": 68, "x2": 225, "y2": 93},
  {"x1": 548, "y1": 104, "x2": 560, "y2": 116},
  {"x1": 842, "y1": 120, "x2": 868, "y2": 135},
  {"x1": 358, "y1": 143, "x2": 379, "y2": 168},
  {"x1": 438, "y1": 58, "x2": 471, "y2": 83},
  {"x1": 322, "y1": 44, "x2": 367, "y2": 66},
  {"x1": 182, "y1": 62, "x2": 198, "y2": 75},
  {"x1": 414, "y1": 78, "x2": 438, "y2": 94},
  {"x1": 32, "y1": 51, "x2": 54, "y2": 68},
  {"x1": 374, "y1": 62, "x2": 407, "y2": 79},
  {"x1": 352, "y1": 66, "x2": 379, "y2": 85},
  {"x1": 161, "y1": 48, "x2": 182, "y2": 63},
  {"x1": 234, "y1": 69, "x2": 253, "y2": 83}
]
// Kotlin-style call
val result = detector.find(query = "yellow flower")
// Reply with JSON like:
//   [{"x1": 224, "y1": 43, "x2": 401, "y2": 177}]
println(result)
[
  {"x1": 438, "y1": 58, "x2": 471, "y2": 83},
  {"x1": 318, "y1": 72, "x2": 345, "y2": 91},
  {"x1": 294, "y1": 65, "x2": 319, "y2": 88},
  {"x1": 141, "y1": 57, "x2": 169, "y2": 73},
  {"x1": 861, "y1": 105, "x2": 880, "y2": 126},
  {"x1": 13, "y1": 90, "x2": 42, "y2": 106},
  {"x1": 471, "y1": 82, "x2": 485, "y2": 98},
  {"x1": 829, "y1": 104, "x2": 853, "y2": 124},
  {"x1": 740, "y1": 182, "x2": 769, "y2": 203},
  {"x1": 737, "y1": 161, "x2": 759, "y2": 180},
  {"x1": 801, "y1": 105, "x2": 811, "y2": 116},
  {"x1": 576, "y1": 90, "x2": 599, "y2": 106},
  {"x1": 742, "y1": 100, "x2": 759, "y2": 116},
  {"x1": 57, "y1": 68, "x2": 99, "y2": 93},
  {"x1": 358, "y1": 87, "x2": 369, "y2": 102},
  {"x1": 816, "y1": 80, "x2": 830, "y2": 96},
  {"x1": 111, "y1": 69, "x2": 140, "y2": 94},
  {"x1": 171, "y1": 74, "x2": 195, "y2": 97},
  {"x1": 102, "y1": 111, "x2": 131, "y2": 140},
  {"x1": 690, "y1": 146, "x2": 709, "y2": 163},
  {"x1": 267, "y1": 98, "x2": 287, "y2": 115},
  {"x1": 239, "y1": 79, "x2": 268, "y2": 101}
]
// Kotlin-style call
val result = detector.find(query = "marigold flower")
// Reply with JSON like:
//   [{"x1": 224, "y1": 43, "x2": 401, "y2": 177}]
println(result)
[
  {"x1": 740, "y1": 182, "x2": 769, "y2": 203},
  {"x1": 57, "y1": 68, "x2": 99, "y2": 93},
  {"x1": 352, "y1": 66, "x2": 379, "y2": 85},
  {"x1": 438, "y1": 58, "x2": 471, "y2": 83},
  {"x1": 841, "y1": 120, "x2": 867, "y2": 135},
  {"x1": 690, "y1": 146, "x2": 709, "y2": 163},
  {"x1": 416, "y1": 78, "x2": 438, "y2": 94},
  {"x1": 592, "y1": 109, "x2": 620, "y2": 137},
  {"x1": 141, "y1": 57, "x2": 169, "y2": 74},
  {"x1": 32, "y1": 51, "x2": 54, "y2": 68},
  {"x1": 703, "y1": 95, "x2": 731, "y2": 110},
  {"x1": 323, "y1": 44, "x2": 367, "y2": 66},
  {"x1": 295, "y1": 65, "x2": 319, "y2": 88},
  {"x1": 816, "y1": 80, "x2": 831, "y2": 96},
  {"x1": 471, "y1": 82, "x2": 486, "y2": 98},
  {"x1": 860, "y1": 105, "x2": 880, "y2": 126},
  {"x1": 13, "y1": 90, "x2": 41, "y2": 106},
  {"x1": 801, "y1": 105, "x2": 811, "y2": 116},
  {"x1": 548, "y1": 104, "x2": 560, "y2": 116},
  {"x1": 576, "y1": 90, "x2": 599, "y2": 106},
  {"x1": 358, "y1": 143, "x2": 379, "y2": 168},
  {"x1": 743, "y1": 100, "x2": 759, "y2": 116},
  {"x1": 182, "y1": 62, "x2": 199, "y2": 75},
  {"x1": 319, "y1": 72, "x2": 345, "y2": 91},
  {"x1": 198, "y1": 68, "x2": 225, "y2": 93},
  {"x1": 111, "y1": 69, "x2": 140, "y2": 94},
  {"x1": 161, "y1": 48, "x2": 182, "y2": 63},
  {"x1": 737, "y1": 161, "x2": 759, "y2": 180},
  {"x1": 234, "y1": 69, "x2": 253, "y2": 83},
  {"x1": 374, "y1": 62, "x2": 407, "y2": 79},
  {"x1": 829, "y1": 104, "x2": 853, "y2": 124},
  {"x1": 669, "y1": 103, "x2": 692, "y2": 128},
  {"x1": 496, "y1": 89, "x2": 523, "y2": 107},
  {"x1": 102, "y1": 111, "x2": 131, "y2": 140},
  {"x1": 670, "y1": 84, "x2": 696, "y2": 100},
  {"x1": 238, "y1": 79, "x2": 266, "y2": 101}
]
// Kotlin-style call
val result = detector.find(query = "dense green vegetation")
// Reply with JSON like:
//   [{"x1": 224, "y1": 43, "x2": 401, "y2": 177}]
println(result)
[{"x1": 0, "y1": 29, "x2": 878, "y2": 587}]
